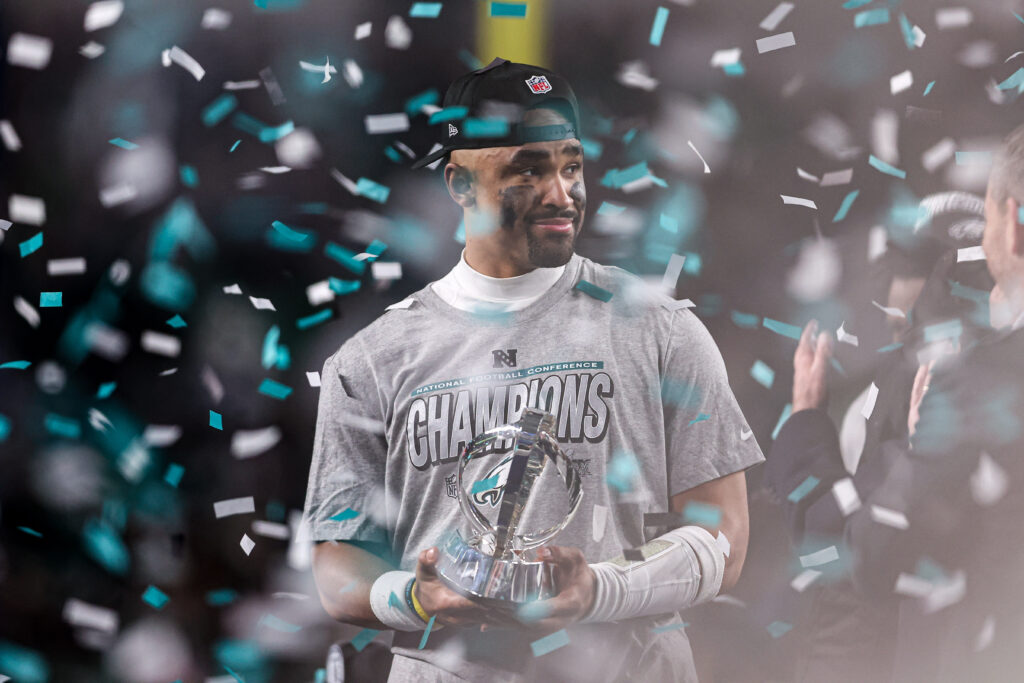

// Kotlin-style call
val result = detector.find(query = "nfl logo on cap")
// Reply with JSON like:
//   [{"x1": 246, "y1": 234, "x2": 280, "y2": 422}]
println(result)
[
  {"x1": 448, "y1": 123, "x2": 459, "y2": 137},
  {"x1": 525, "y1": 75, "x2": 552, "y2": 94}
]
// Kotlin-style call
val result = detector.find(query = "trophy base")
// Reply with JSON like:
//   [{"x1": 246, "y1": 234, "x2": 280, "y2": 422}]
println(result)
[{"x1": 435, "y1": 532, "x2": 557, "y2": 610}]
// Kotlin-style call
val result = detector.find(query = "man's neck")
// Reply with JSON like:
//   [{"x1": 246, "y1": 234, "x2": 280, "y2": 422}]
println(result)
[{"x1": 463, "y1": 243, "x2": 532, "y2": 278}]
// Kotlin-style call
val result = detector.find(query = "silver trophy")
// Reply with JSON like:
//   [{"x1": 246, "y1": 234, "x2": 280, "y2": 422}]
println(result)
[{"x1": 436, "y1": 407, "x2": 583, "y2": 610}]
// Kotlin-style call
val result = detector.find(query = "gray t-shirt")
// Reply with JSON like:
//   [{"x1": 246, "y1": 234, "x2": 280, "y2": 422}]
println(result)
[{"x1": 303, "y1": 252, "x2": 764, "y2": 682}]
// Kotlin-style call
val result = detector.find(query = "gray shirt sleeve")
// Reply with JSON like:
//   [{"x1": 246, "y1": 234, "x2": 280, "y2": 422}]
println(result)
[
  {"x1": 662, "y1": 309, "x2": 765, "y2": 496},
  {"x1": 302, "y1": 335, "x2": 390, "y2": 544}
]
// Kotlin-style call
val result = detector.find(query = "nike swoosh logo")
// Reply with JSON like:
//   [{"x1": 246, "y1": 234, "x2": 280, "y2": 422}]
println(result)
[{"x1": 740, "y1": 428, "x2": 753, "y2": 441}]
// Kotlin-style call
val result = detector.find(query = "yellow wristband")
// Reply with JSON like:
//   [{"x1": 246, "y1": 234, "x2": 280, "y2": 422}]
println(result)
[{"x1": 410, "y1": 579, "x2": 432, "y2": 624}]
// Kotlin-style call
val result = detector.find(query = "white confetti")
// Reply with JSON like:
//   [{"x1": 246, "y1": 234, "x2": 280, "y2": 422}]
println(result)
[
  {"x1": 9, "y1": 194, "x2": 46, "y2": 225},
  {"x1": 957, "y1": 245, "x2": 986, "y2": 262},
  {"x1": 79, "y1": 41, "x2": 106, "y2": 59},
  {"x1": 13, "y1": 296, "x2": 40, "y2": 328},
  {"x1": 687, "y1": 140, "x2": 711, "y2": 173},
  {"x1": 330, "y1": 168, "x2": 361, "y2": 195},
  {"x1": 872, "y1": 109, "x2": 899, "y2": 166},
  {"x1": 163, "y1": 45, "x2": 205, "y2": 81},
  {"x1": 99, "y1": 182, "x2": 138, "y2": 208},
  {"x1": 299, "y1": 57, "x2": 337, "y2": 84},
  {"x1": 790, "y1": 569, "x2": 821, "y2": 592},
  {"x1": 47, "y1": 258, "x2": 87, "y2": 276},
  {"x1": 63, "y1": 598, "x2": 119, "y2": 633},
  {"x1": 922, "y1": 137, "x2": 956, "y2": 173},
  {"x1": 872, "y1": 301, "x2": 906, "y2": 318},
  {"x1": 371, "y1": 261, "x2": 402, "y2": 281},
  {"x1": 974, "y1": 617, "x2": 996, "y2": 652},
  {"x1": 214, "y1": 496, "x2": 255, "y2": 518},
  {"x1": 935, "y1": 7, "x2": 972, "y2": 29},
  {"x1": 616, "y1": 60, "x2": 659, "y2": 91},
  {"x1": 231, "y1": 426, "x2": 282, "y2": 459},
  {"x1": 796, "y1": 167, "x2": 819, "y2": 182},
  {"x1": 364, "y1": 112, "x2": 410, "y2": 135},
  {"x1": 661, "y1": 298, "x2": 695, "y2": 311},
  {"x1": 831, "y1": 477, "x2": 862, "y2": 516},
  {"x1": 860, "y1": 382, "x2": 879, "y2": 420},
  {"x1": 384, "y1": 15, "x2": 412, "y2": 49},
  {"x1": 710, "y1": 48, "x2": 741, "y2": 67},
  {"x1": 252, "y1": 520, "x2": 290, "y2": 539},
  {"x1": 306, "y1": 371, "x2": 321, "y2": 387},
  {"x1": 970, "y1": 452, "x2": 1008, "y2": 506},
  {"x1": 202, "y1": 365, "x2": 224, "y2": 404},
  {"x1": 756, "y1": 32, "x2": 795, "y2": 54},
  {"x1": 84, "y1": 1, "x2": 124, "y2": 32},
  {"x1": 85, "y1": 322, "x2": 130, "y2": 361},
  {"x1": 355, "y1": 21, "x2": 372, "y2": 40},
  {"x1": 142, "y1": 424, "x2": 182, "y2": 447},
  {"x1": 342, "y1": 59, "x2": 363, "y2": 88},
  {"x1": 7, "y1": 33, "x2": 53, "y2": 70},
  {"x1": 870, "y1": 505, "x2": 909, "y2": 530},
  {"x1": 592, "y1": 504, "x2": 608, "y2": 542},
  {"x1": 223, "y1": 283, "x2": 242, "y2": 294},
  {"x1": 923, "y1": 570, "x2": 966, "y2": 613},
  {"x1": 661, "y1": 253, "x2": 687, "y2": 292},
  {"x1": 201, "y1": 8, "x2": 233, "y2": 30},
  {"x1": 716, "y1": 530, "x2": 731, "y2": 558},
  {"x1": 836, "y1": 321, "x2": 859, "y2": 346},
  {"x1": 819, "y1": 168, "x2": 853, "y2": 186},
  {"x1": 259, "y1": 67, "x2": 285, "y2": 105},
  {"x1": 799, "y1": 545, "x2": 839, "y2": 568},
  {"x1": 223, "y1": 80, "x2": 261, "y2": 90},
  {"x1": 306, "y1": 280, "x2": 334, "y2": 306},
  {"x1": 895, "y1": 572, "x2": 933, "y2": 598},
  {"x1": 140, "y1": 330, "x2": 181, "y2": 357},
  {"x1": 240, "y1": 534, "x2": 255, "y2": 555},
  {"x1": 890, "y1": 70, "x2": 914, "y2": 95},
  {"x1": 759, "y1": 2, "x2": 794, "y2": 31},
  {"x1": 780, "y1": 194, "x2": 817, "y2": 209},
  {"x1": 249, "y1": 296, "x2": 276, "y2": 311},
  {"x1": 0, "y1": 120, "x2": 22, "y2": 151}
]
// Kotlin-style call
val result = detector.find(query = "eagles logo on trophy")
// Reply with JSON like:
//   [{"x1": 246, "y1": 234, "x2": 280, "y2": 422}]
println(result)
[{"x1": 436, "y1": 407, "x2": 584, "y2": 609}]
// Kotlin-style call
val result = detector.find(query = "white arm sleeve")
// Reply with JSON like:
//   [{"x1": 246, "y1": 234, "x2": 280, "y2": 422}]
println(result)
[
  {"x1": 368, "y1": 570, "x2": 427, "y2": 632},
  {"x1": 580, "y1": 525, "x2": 725, "y2": 624}
]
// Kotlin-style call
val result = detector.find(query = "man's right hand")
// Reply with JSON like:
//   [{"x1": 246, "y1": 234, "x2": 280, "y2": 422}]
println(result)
[
  {"x1": 792, "y1": 319, "x2": 833, "y2": 413},
  {"x1": 413, "y1": 546, "x2": 517, "y2": 629}
]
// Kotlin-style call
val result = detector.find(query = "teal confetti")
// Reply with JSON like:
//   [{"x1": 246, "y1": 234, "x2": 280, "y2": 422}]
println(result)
[
  {"x1": 328, "y1": 278, "x2": 361, "y2": 295},
  {"x1": 409, "y1": 2, "x2": 442, "y2": 18},
  {"x1": 418, "y1": 615, "x2": 437, "y2": 649},
  {"x1": 1, "y1": 360, "x2": 32, "y2": 369},
  {"x1": 202, "y1": 94, "x2": 238, "y2": 126},
  {"x1": 18, "y1": 526, "x2": 42, "y2": 537},
  {"x1": 0, "y1": 641, "x2": 50, "y2": 683},
  {"x1": 463, "y1": 117, "x2": 510, "y2": 138},
  {"x1": 355, "y1": 177, "x2": 391, "y2": 204},
  {"x1": 180, "y1": 165, "x2": 199, "y2": 188},
  {"x1": 575, "y1": 279, "x2": 613, "y2": 302},
  {"x1": 471, "y1": 474, "x2": 501, "y2": 495},
  {"x1": 0, "y1": 414, "x2": 9, "y2": 441},
  {"x1": 622, "y1": 128, "x2": 638, "y2": 144},
  {"x1": 762, "y1": 318, "x2": 802, "y2": 340},
  {"x1": 682, "y1": 252, "x2": 702, "y2": 275},
  {"x1": 842, "y1": 0, "x2": 872, "y2": 7},
  {"x1": 324, "y1": 241, "x2": 367, "y2": 274},
  {"x1": 868, "y1": 155, "x2": 906, "y2": 179},
  {"x1": 230, "y1": 139, "x2": 241, "y2": 152},
  {"x1": 923, "y1": 81, "x2": 935, "y2": 96},
  {"x1": 580, "y1": 137, "x2": 603, "y2": 160},
  {"x1": 651, "y1": 621, "x2": 689, "y2": 633},
  {"x1": 682, "y1": 501, "x2": 722, "y2": 527},
  {"x1": 1016, "y1": 11, "x2": 1024, "y2": 24},
  {"x1": 649, "y1": 6, "x2": 669, "y2": 46},
  {"x1": 389, "y1": 591, "x2": 403, "y2": 609},
  {"x1": 750, "y1": 360, "x2": 775, "y2": 389},
  {"x1": 877, "y1": 342, "x2": 903, "y2": 353},
  {"x1": 490, "y1": 1, "x2": 527, "y2": 18},
  {"x1": 1019, "y1": 206, "x2": 1024, "y2": 224},
  {"x1": 787, "y1": 475, "x2": 820, "y2": 503},
  {"x1": 210, "y1": 410, "x2": 223, "y2": 430},
  {"x1": 688, "y1": 413, "x2": 711, "y2": 425},
  {"x1": 259, "y1": 614, "x2": 302, "y2": 632},
  {"x1": 955, "y1": 151, "x2": 991, "y2": 165},
  {"x1": 854, "y1": 8, "x2": 889, "y2": 27},
  {"x1": 39, "y1": 292, "x2": 62, "y2": 308},
  {"x1": 600, "y1": 161, "x2": 649, "y2": 188},
  {"x1": 223, "y1": 665, "x2": 244, "y2": 683},
  {"x1": 832, "y1": 189, "x2": 860, "y2": 222},
  {"x1": 206, "y1": 589, "x2": 238, "y2": 606},
  {"x1": 258, "y1": 378, "x2": 293, "y2": 400},
  {"x1": 259, "y1": 120, "x2": 295, "y2": 143},
  {"x1": 731, "y1": 311, "x2": 760, "y2": 329},
  {"x1": 997, "y1": 68, "x2": 1024, "y2": 91},
  {"x1": 405, "y1": 88, "x2": 440, "y2": 115},
  {"x1": 531, "y1": 629, "x2": 570, "y2": 657},
  {"x1": 597, "y1": 202, "x2": 625, "y2": 216},
  {"x1": 898, "y1": 13, "x2": 915, "y2": 50},
  {"x1": 606, "y1": 450, "x2": 641, "y2": 492},
  {"x1": 140, "y1": 261, "x2": 197, "y2": 312},
  {"x1": 297, "y1": 308, "x2": 333, "y2": 330},
  {"x1": 97, "y1": 381, "x2": 117, "y2": 398},
  {"x1": 164, "y1": 463, "x2": 185, "y2": 487},
  {"x1": 19, "y1": 231, "x2": 43, "y2": 257},
  {"x1": 772, "y1": 403, "x2": 793, "y2": 440},
  {"x1": 45, "y1": 413, "x2": 81, "y2": 439},
  {"x1": 330, "y1": 507, "x2": 360, "y2": 522},
  {"x1": 767, "y1": 621, "x2": 793, "y2": 638},
  {"x1": 254, "y1": 0, "x2": 307, "y2": 9},
  {"x1": 923, "y1": 319, "x2": 962, "y2": 343},
  {"x1": 109, "y1": 137, "x2": 139, "y2": 150},
  {"x1": 428, "y1": 106, "x2": 469, "y2": 124},
  {"x1": 262, "y1": 325, "x2": 282, "y2": 369},
  {"x1": 166, "y1": 314, "x2": 187, "y2": 328},
  {"x1": 660, "y1": 213, "x2": 678, "y2": 233},
  {"x1": 142, "y1": 585, "x2": 169, "y2": 610},
  {"x1": 350, "y1": 628, "x2": 380, "y2": 652},
  {"x1": 384, "y1": 146, "x2": 402, "y2": 163},
  {"x1": 723, "y1": 61, "x2": 745, "y2": 76},
  {"x1": 83, "y1": 518, "x2": 129, "y2": 575},
  {"x1": 516, "y1": 601, "x2": 553, "y2": 623}
]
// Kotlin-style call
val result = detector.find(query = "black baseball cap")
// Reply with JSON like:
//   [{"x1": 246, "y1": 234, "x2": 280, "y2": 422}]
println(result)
[{"x1": 410, "y1": 57, "x2": 581, "y2": 169}]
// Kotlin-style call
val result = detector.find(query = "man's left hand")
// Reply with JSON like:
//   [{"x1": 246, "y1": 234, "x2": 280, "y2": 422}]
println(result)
[{"x1": 512, "y1": 545, "x2": 596, "y2": 634}]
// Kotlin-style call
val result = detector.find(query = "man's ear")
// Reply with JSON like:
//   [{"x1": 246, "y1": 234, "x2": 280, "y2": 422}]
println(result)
[
  {"x1": 1006, "y1": 197, "x2": 1024, "y2": 258},
  {"x1": 444, "y1": 162, "x2": 475, "y2": 208}
]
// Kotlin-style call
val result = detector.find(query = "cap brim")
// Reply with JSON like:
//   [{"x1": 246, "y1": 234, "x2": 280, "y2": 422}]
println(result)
[{"x1": 411, "y1": 146, "x2": 450, "y2": 170}]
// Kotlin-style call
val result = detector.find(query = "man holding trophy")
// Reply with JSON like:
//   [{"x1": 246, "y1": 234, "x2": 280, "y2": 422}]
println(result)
[{"x1": 303, "y1": 59, "x2": 764, "y2": 682}]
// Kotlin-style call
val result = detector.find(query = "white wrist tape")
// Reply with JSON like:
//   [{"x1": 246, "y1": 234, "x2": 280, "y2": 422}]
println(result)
[
  {"x1": 368, "y1": 570, "x2": 426, "y2": 631},
  {"x1": 581, "y1": 525, "x2": 725, "y2": 624}
]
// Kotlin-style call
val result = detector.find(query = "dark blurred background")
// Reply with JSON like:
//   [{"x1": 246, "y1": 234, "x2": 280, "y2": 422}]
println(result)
[{"x1": 1, "y1": 0, "x2": 1022, "y2": 680}]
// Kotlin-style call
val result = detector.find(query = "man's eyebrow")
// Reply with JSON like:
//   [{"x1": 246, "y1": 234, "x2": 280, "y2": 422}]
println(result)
[
  {"x1": 508, "y1": 148, "x2": 551, "y2": 165},
  {"x1": 562, "y1": 143, "x2": 583, "y2": 157}
]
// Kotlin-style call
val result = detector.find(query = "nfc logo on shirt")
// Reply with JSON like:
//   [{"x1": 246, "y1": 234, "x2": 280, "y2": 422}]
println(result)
[{"x1": 491, "y1": 349, "x2": 517, "y2": 368}]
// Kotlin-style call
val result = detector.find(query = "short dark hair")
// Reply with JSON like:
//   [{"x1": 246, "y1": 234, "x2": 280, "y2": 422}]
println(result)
[{"x1": 989, "y1": 122, "x2": 1024, "y2": 203}]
